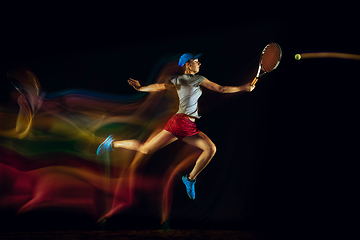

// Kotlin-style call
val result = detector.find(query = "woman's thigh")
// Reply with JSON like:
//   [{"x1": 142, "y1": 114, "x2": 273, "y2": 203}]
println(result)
[
  {"x1": 181, "y1": 132, "x2": 216, "y2": 153},
  {"x1": 140, "y1": 130, "x2": 178, "y2": 154}
]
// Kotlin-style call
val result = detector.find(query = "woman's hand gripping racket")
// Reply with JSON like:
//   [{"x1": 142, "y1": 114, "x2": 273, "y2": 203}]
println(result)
[{"x1": 251, "y1": 43, "x2": 282, "y2": 86}]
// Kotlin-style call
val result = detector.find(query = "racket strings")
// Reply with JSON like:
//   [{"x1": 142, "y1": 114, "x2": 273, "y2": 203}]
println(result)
[{"x1": 261, "y1": 44, "x2": 281, "y2": 72}]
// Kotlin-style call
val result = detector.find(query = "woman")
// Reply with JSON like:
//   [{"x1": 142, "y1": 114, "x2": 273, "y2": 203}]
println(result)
[{"x1": 97, "y1": 53, "x2": 255, "y2": 200}]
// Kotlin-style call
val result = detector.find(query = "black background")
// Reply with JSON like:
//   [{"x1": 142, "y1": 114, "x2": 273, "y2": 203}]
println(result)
[{"x1": 0, "y1": 3, "x2": 358, "y2": 238}]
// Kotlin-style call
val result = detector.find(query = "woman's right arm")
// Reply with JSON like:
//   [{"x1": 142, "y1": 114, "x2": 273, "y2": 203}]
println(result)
[
  {"x1": 128, "y1": 78, "x2": 166, "y2": 92},
  {"x1": 200, "y1": 79, "x2": 255, "y2": 93}
]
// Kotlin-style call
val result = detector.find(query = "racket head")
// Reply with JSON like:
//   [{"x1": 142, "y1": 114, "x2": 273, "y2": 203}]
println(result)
[{"x1": 260, "y1": 43, "x2": 282, "y2": 72}]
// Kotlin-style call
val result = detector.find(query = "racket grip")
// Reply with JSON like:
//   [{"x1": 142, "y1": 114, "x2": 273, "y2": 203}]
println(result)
[{"x1": 251, "y1": 77, "x2": 258, "y2": 86}]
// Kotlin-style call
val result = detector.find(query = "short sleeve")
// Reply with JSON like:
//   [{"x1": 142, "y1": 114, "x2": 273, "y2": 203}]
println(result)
[
  {"x1": 171, "y1": 77, "x2": 179, "y2": 85},
  {"x1": 190, "y1": 75, "x2": 206, "y2": 87}
]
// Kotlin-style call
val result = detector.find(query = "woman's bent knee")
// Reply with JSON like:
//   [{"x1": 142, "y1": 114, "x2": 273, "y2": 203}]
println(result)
[
  {"x1": 205, "y1": 143, "x2": 216, "y2": 158},
  {"x1": 139, "y1": 144, "x2": 153, "y2": 155}
]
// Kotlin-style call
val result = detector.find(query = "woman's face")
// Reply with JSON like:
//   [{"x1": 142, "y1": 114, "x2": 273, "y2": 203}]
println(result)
[{"x1": 186, "y1": 59, "x2": 201, "y2": 73}]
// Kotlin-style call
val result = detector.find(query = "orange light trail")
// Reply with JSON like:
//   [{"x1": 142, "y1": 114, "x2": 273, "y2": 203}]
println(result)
[{"x1": 295, "y1": 52, "x2": 360, "y2": 61}]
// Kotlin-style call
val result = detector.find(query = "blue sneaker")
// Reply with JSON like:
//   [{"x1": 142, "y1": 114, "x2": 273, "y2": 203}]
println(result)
[
  {"x1": 182, "y1": 175, "x2": 196, "y2": 200},
  {"x1": 96, "y1": 135, "x2": 114, "y2": 155}
]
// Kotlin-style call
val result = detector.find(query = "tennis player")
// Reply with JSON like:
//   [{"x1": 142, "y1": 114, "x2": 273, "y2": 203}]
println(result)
[{"x1": 97, "y1": 53, "x2": 255, "y2": 200}]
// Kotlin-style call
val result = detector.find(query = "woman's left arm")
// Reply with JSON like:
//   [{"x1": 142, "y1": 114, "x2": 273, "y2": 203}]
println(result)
[{"x1": 200, "y1": 79, "x2": 255, "y2": 93}]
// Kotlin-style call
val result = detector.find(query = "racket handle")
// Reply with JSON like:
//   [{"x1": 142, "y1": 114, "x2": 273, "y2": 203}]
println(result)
[{"x1": 251, "y1": 77, "x2": 258, "y2": 86}]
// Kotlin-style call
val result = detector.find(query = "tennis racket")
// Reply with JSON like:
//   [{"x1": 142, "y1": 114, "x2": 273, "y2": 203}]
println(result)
[{"x1": 251, "y1": 42, "x2": 282, "y2": 86}]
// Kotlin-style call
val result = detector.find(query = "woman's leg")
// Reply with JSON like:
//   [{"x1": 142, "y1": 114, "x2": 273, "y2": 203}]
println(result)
[
  {"x1": 113, "y1": 130, "x2": 178, "y2": 155},
  {"x1": 182, "y1": 131, "x2": 217, "y2": 180},
  {"x1": 99, "y1": 130, "x2": 178, "y2": 221}
]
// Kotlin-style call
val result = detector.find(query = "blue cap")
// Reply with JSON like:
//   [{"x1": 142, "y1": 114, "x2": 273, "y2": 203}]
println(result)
[{"x1": 178, "y1": 53, "x2": 202, "y2": 67}]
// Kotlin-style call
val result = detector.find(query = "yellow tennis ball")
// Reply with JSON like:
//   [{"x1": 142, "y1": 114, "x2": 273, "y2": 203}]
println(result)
[{"x1": 295, "y1": 54, "x2": 301, "y2": 60}]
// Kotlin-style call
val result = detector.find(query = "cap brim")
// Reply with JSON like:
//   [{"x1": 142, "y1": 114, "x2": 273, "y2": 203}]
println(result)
[{"x1": 193, "y1": 53, "x2": 202, "y2": 59}]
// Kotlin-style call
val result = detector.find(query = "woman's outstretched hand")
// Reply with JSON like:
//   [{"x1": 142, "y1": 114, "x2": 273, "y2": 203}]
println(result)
[{"x1": 128, "y1": 78, "x2": 141, "y2": 91}]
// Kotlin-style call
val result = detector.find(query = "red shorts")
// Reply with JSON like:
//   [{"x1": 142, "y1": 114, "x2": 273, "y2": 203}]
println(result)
[{"x1": 164, "y1": 114, "x2": 200, "y2": 139}]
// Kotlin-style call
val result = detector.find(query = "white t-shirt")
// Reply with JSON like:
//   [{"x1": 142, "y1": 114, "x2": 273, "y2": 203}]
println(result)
[{"x1": 171, "y1": 74, "x2": 206, "y2": 118}]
